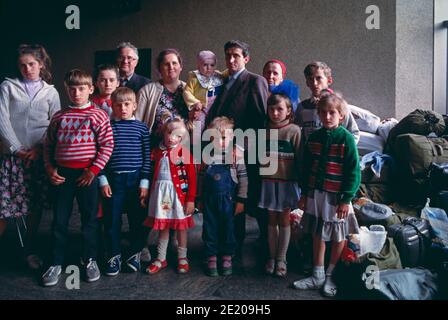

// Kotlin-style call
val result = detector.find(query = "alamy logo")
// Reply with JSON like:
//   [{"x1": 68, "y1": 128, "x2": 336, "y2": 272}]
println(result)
[{"x1": 65, "y1": 265, "x2": 80, "y2": 290}]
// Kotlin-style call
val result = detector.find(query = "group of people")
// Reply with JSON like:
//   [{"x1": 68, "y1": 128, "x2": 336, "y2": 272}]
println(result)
[{"x1": 0, "y1": 40, "x2": 361, "y2": 298}]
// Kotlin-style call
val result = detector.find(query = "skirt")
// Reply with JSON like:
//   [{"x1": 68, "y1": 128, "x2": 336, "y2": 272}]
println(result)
[{"x1": 258, "y1": 179, "x2": 301, "y2": 212}]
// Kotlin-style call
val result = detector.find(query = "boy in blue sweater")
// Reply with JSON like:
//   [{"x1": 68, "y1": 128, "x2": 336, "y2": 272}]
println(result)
[{"x1": 99, "y1": 87, "x2": 151, "y2": 275}]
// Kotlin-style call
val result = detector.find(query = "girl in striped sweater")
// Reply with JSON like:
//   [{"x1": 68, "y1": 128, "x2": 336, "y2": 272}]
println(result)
[
  {"x1": 293, "y1": 91, "x2": 360, "y2": 297},
  {"x1": 258, "y1": 94, "x2": 302, "y2": 277}
]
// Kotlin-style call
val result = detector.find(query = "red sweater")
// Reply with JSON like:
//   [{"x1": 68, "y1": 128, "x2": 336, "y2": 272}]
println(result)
[
  {"x1": 150, "y1": 144, "x2": 197, "y2": 205},
  {"x1": 44, "y1": 104, "x2": 114, "y2": 175}
]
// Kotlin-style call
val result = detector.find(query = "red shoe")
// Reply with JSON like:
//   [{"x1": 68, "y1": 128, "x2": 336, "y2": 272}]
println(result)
[
  {"x1": 146, "y1": 259, "x2": 167, "y2": 274},
  {"x1": 177, "y1": 258, "x2": 189, "y2": 274}
]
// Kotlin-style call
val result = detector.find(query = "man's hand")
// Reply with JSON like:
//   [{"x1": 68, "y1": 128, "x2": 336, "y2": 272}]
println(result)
[
  {"x1": 101, "y1": 185, "x2": 112, "y2": 198},
  {"x1": 139, "y1": 187, "x2": 149, "y2": 208},
  {"x1": 77, "y1": 168, "x2": 95, "y2": 187}
]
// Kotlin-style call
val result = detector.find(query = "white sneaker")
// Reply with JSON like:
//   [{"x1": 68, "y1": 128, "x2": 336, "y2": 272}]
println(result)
[
  {"x1": 293, "y1": 274, "x2": 325, "y2": 290},
  {"x1": 140, "y1": 247, "x2": 151, "y2": 263},
  {"x1": 322, "y1": 276, "x2": 338, "y2": 297}
]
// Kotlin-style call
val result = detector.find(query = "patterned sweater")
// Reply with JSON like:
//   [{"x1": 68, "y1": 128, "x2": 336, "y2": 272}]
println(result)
[
  {"x1": 302, "y1": 125, "x2": 360, "y2": 204},
  {"x1": 99, "y1": 119, "x2": 151, "y2": 187},
  {"x1": 44, "y1": 103, "x2": 114, "y2": 175},
  {"x1": 259, "y1": 123, "x2": 302, "y2": 182}
]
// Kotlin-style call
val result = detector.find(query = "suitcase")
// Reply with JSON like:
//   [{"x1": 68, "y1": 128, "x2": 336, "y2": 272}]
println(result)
[{"x1": 387, "y1": 217, "x2": 431, "y2": 268}]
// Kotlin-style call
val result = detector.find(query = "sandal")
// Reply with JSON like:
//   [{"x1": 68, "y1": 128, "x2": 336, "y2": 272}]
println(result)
[
  {"x1": 206, "y1": 256, "x2": 218, "y2": 277},
  {"x1": 177, "y1": 258, "x2": 189, "y2": 274},
  {"x1": 146, "y1": 259, "x2": 167, "y2": 274},
  {"x1": 221, "y1": 255, "x2": 232, "y2": 276},
  {"x1": 265, "y1": 259, "x2": 275, "y2": 275},
  {"x1": 275, "y1": 260, "x2": 287, "y2": 277}
]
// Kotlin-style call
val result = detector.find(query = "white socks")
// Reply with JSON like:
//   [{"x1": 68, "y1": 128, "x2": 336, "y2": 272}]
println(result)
[
  {"x1": 157, "y1": 239, "x2": 169, "y2": 261},
  {"x1": 277, "y1": 226, "x2": 290, "y2": 262},
  {"x1": 178, "y1": 246, "x2": 187, "y2": 260},
  {"x1": 326, "y1": 264, "x2": 336, "y2": 276}
]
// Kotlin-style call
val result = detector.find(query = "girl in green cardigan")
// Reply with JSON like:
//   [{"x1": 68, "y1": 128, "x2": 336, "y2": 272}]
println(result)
[{"x1": 293, "y1": 91, "x2": 360, "y2": 297}]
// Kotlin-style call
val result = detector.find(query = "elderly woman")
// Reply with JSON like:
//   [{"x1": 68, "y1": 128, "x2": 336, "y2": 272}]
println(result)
[
  {"x1": 136, "y1": 48, "x2": 188, "y2": 146},
  {"x1": 262, "y1": 59, "x2": 300, "y2": 112}
]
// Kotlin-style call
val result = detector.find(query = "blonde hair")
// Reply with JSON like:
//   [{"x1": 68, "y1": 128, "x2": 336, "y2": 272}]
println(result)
[
  {"x1": 207, "y1": 116, "x2": 234, "y2": 134},
  {"x1": 161, "y1": 114, "x2": 188, "y2": 138},
  {"x1": 111, "y1": 87, "x2": 136, "y2": 104},
  {"x1": 317, "y1": 90, "x2": 348, "y2": 118},
  {"x1": 64, "y1": 69, "x2": 92, "y2": 86}
]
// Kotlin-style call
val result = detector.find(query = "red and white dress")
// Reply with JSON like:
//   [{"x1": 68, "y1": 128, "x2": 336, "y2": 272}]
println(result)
[{"x1": 144, "y1": 143, "x2": 196, "y2": 230}]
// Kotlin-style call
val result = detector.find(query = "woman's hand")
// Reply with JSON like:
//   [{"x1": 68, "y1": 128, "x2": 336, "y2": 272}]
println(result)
[
  {"x1": 234, "y1": 202, "x2": 245, "y2": 215},
  {"x1": 139, "y1": 187, "x2": 149, "y2": 208},
  {"x1": 77, "y1": 168, "x2": 95, "y2": 187},
  {"x1": 184, "y1": 201, "x2": 195, "y2": 216},
  {"x1": 101, "y1": 185, "x2": 112, "y2": 198},
  {"x1": 336, "y1": 203, "x2": 349, "y2": 219}
]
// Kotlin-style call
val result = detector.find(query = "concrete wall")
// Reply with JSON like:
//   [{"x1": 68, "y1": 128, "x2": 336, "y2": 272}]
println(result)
[
  {"x1": 434, "y1": 0, "x2": 448, "y2": 114},
  {"x1": 1, "y1": 0, "x2": 435, "y2": 119}
]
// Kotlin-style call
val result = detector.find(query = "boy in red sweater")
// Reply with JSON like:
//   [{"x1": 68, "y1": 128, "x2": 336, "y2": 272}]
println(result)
[{"x1": 42, "y1": 69, "x2": 114, "y2": 287}]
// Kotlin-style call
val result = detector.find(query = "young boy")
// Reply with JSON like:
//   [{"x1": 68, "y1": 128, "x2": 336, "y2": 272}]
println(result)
[
  {"x1": 91, "y1": 64, "x2": 120, "y2": 117},
  {"x1": 198, "y1": 116, "x2": 248, "y2": 276},
  {"x1": 42, "y1": 69, "x2": 114, "y2": 286},
  {"x1": 295, "y1": 61, "x2": 360, "y2": 143},
  {"x1": 98, "y1": 87, "x2": 151, "y2": 276},
  {"x1": 293, "y1": 91, "x2": 360, "y2": 297}
]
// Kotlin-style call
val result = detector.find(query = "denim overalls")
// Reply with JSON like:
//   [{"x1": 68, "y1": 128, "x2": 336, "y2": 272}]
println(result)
[{"x1": 202, "y1": 163, "x2": 237, "y2": 257}]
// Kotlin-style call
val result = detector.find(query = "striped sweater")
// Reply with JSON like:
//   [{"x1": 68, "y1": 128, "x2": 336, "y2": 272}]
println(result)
[
  {"x1": 99, "y1": 119, "x2": 151, "y2": 183},
  {"x1": 259, "y1": 123, "x2": 302, "y2": 182},
  {"x1": 302, "y1": 125, "x2": 360, "y2": 204},
  {"x1": 44, "y1": 104, "x2": 114, "y2": 175}
]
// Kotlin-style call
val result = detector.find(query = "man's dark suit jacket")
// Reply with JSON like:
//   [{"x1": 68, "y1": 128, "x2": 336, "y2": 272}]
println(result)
[
  {"x1": 206, "y1": 69, "x2": 268, "y2": 131},
  {"x1": 124, "y1": 73, "x2": 151, "y2": 93}
]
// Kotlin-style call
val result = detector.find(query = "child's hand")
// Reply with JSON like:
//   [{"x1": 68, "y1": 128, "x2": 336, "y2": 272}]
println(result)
[
  {"x1": 46, "y1": 166, "x2": 66, "y2": 186},
  {"x1": 336, "y1": 203, "x2": 350, "y2": 219},
  {"x1": 234, "y1": 202, "x2": 245, "y2": 215},
  {"x1": 184, "y1": 201, "x2": 195, "y2": 216},
  {"x1": 101, "y1": 185, "x2": 112, "y2": 198},
  {"x1": 192, "y1": 102, "x2": 203, "y2": 111},
  {"x1": 139, "y1": 187, "x2": 149, "y2": 208},
  {"x1": 298, "y1": 196, "x2": 307, "y2": 210},
  {"x1": 77, "y1": 168, "x2": 95, "y2": 187}
]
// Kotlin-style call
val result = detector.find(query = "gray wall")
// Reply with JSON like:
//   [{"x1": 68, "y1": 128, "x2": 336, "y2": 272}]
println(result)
[
  {"x1": 434, "y1": 0, "x2": 448, "y2": 114},
  {"x1": 2, "y1": 0, "x2": 435, "y2": 119}
]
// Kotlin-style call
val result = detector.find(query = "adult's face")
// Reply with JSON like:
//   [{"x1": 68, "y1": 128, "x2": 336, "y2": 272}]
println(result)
[
  {"x1": 263, "y1": 62, "x2": 283, "y2": 86},
  {"x1": 159, "y1": 53, "x2": 182, "y2": 83},
  {"x1": 225, "y1": 47, "x2": 249, "y2": 75},
  {"x1": 117, "y1": 47, "x2": 138, "y2": 77}
]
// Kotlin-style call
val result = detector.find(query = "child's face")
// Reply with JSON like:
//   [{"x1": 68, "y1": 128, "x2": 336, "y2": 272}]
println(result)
[
  {"x1": 163, "y1": 125, "x2": 183, "y2": 148},
  {"x1": 268, "y1": 100, "x2": 291, "y2": 125},
  {"x1": 18, "y1": 54, "x2": 42, "y2": 81},
  {"x1": 66, "y1": 84, "x2": 94, "y2": 106},
  {"x1": 318, "y1": 105, "x2": 344, "y2": 130},
  {"x1": 198, "y1": 58, "x2": 216, "y2": 78},
  {"x1": 212, "y1": 129, "x2": 234, "y2": 151},
  {"x1": 306, "y1": 68, "x2": 333, "y2": 98},
  {"x1": 263, "y1": 62, "x2": 283, "y2": 86},
  {"x1": 96, "y1": 70, "x2": 119, "y2": 97},
  {"x1": 112, "y1": 99, "x2": 137, "y2": 120}
]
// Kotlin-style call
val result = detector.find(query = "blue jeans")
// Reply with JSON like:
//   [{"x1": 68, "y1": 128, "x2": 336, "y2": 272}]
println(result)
[
  {"x1": 103, "y1": 170, "x2": 146, "y2": 258},
  {"x1": 51, "y1": 167, "x2": 99, "y2": 265},
  {"x1": 202, "y1": 164, "x2": 237, "y2": 257}
]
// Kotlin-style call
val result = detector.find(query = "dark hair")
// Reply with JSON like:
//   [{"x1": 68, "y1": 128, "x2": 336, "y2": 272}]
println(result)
[
  {"x1": 17, "y1": 44, "x2": 52, "y2": 83},
  {"x1": 156, "y1": 48, "x2": 183, "y2": 73},
  {"x1": 94, "y1": 64, "x2": 119, "y2": 82},
  {"x1": 267, "y1": 93, "x2": 294, "y2": 123},
  {"x1": 304, "y1": 61, "x2": 332, "y2": 79},
  {"x1": 224, "y1": 40, "x2": 250, "y2": 57}
]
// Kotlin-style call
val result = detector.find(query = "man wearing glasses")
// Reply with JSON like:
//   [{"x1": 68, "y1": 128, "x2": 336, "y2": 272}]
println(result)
[{"x1": 116, "y1": 42, "x2": 150, "y2": 93}]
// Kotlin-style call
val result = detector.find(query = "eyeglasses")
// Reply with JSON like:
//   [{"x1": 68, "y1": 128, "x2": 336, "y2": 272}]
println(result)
[{"x1": 118, "y1": 56, "x2": 137, "y2": 62}]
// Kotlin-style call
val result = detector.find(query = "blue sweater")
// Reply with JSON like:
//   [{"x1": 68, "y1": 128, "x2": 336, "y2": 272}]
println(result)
[{"x1": 99, "y1": 119, "x2": 151, "y2": 188}]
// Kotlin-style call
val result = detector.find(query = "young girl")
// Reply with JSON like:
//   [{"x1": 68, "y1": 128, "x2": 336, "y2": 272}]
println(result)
[
  {"x1": 144, "y1": 116, "x2": 196, "y2": 274},
  {"x1": 0, "y1": 44, "x2": 61, "y2": 269},
  {"x1": 293, "y1": 91, "x2": 360, "y2": 297},
  {"x1": 258, "y1": 94, "x2": 302, "y2": 277},
  {"x1": 91, "y1": 64, "x2": 120, "y2": 117},
  {"x1": 183, "y1": 50, "x2": 225, "y2": 132}
]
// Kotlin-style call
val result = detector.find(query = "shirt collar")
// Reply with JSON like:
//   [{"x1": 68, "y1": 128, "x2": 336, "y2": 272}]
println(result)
[
  {"x1": 69, "y1": 101, "x2": 91, "y2": 109},
  {"x1": 230, "y1": 68, "x2": 245, "y2": 81},
  {"x1": 113, "y1": 116, "x2": 136, "y2": 121}
]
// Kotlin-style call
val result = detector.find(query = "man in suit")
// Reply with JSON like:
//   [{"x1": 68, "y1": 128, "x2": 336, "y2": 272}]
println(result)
[
  {"x1": 205, "y1": 40, "x2": 269, "y2": 264},
  {"x1": 116, "y1": 42, "x2": 150, "y2": 93}
]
